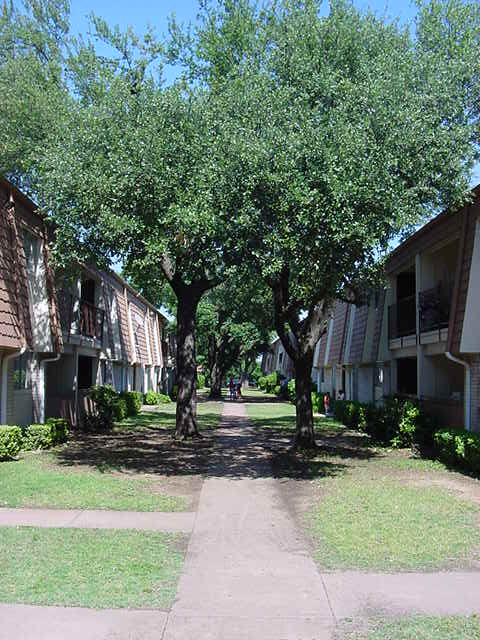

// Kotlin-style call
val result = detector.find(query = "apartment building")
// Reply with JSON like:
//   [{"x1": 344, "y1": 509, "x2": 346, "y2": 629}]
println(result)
[
  {"x1": 0, "y1": 178, "x2": 174, "y2": 427},
  {"x1": 263, "y1": 186, "x2": 480, "y2": 432},
  {"x1": 261, "y1": 336, "x2": 295, "y2": 379},
  {"x1": 0, "y1": 178, "x2": 63, "y2": 426}
]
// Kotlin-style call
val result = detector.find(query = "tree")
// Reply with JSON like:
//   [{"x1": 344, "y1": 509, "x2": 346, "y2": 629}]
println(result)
[
  {"x1": 196, "y1": 272, "x2": 273, "y2": 398},
  {"x1": 176, "y1": 0, "x2": 480, "y2": 447},
  {"x1": 0, "y1": 3, "x2": 245, "y2": 438}
]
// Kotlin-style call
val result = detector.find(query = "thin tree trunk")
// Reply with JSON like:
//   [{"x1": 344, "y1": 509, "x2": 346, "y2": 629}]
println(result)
[
  {"x1": 294, "y1": 352, "x2": 316, "y2": 449},
  {"x1": 175, "y1": 293, "x2": 201, "y2": 439},
  {"x1": 209, "y1": 361, "x2": 223, "y2": 399}
]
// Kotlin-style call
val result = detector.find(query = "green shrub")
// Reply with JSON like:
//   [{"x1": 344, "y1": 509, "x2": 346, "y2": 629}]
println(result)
[
  {"x1": 45, "y1": 418, "x2": 69, "y2": 444},
  {"x1": 311, "y1": 391, "x2": 323, "y2": 413},
  {"x1": 0, "y1": 426, "x2": 23, "y2": 460},
  {"x1": 86, "y1": 385, "x2": 122, "y2": 430},
  {"x1": 434, "y1": 428, "x2": 480, "y2": 472},
  {"x1": 112, "y1": 397, "x2": 128, "y2": 421},
  {"x1": 144, "y1": 391, "x2": 172, "y2": 406},
  {"x1": 287, "y1": 379, "x2": 296, "y2": 403},
  {"x1": 258, "y1": 376, "x2": 266, "y2": 390},
  {"x1": 22, "y1": 424, "x2": 54, "y2": 450},
  {"x1": 332, "y1": 396, "x2": 435, "y2": 448},
  {"x1": 274, "y1": 384, "x2": 281, "y2": 396},
  {"x1": 263, "y1": 371, "x2": 285, "y2": 394},
  {"x1": 120, "y1": 390, "x2": 143, "y2": 416},
  {"x1": 197, "y1": 373, "x2": 206, "y2": 389},
  {"x1": 145, "y1": 390, "x2": 160, "y2": 405}
]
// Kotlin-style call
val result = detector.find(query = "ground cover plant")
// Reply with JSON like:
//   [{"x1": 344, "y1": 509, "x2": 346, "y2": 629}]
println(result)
[
  {"x1": 0, "y1": 527, "x2": 185, "y2": 609},
  {"x1": 338, "y1": 615, "x2": 480, "y2": 640}
]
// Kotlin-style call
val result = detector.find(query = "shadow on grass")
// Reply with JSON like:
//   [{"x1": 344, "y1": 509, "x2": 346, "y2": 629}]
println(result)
[{"x1": 51, "y1": 396, "x2": 382, "y2": 482}]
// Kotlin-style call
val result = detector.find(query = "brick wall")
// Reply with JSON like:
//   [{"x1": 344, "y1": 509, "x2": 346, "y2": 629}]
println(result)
[{"x1": 470, "y1": 355, "x2": 480, "y2": 433}]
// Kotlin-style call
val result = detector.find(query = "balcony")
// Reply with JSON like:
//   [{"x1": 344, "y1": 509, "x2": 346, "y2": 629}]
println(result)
[
  {"x1": 388, "y1": 295, "x2": 416, "y2": 340},
  {"x1": 61, "y1": 295, "x2": 104, "y2": 342},
  {"x1": 78, "y1": 299, "x2": 104, "y2": 341},
  {"x1": 418, "y1": 283, "x2": 452, "y2": 334}
]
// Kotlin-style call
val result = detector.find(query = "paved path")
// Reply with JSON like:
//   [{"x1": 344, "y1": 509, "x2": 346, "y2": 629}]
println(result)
[
  {"x1": 0, "y1": 507, "x2": 194, "y2": 532},
  {"x1": 1, "y1": 400, "x2": 480, "y2": 640},
  {"x1": 162, "y1": 401, "x2": 335, "y2": 639}
]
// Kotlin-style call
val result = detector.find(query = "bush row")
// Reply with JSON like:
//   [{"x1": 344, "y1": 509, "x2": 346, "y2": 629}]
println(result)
[
  {"x1": 332, "y1": 397, "x2": 436, "y2": 448},
  {"x1": 144, "y1": 390, "x2": 172, "y2": 405},
  {"x1": 434, "y1": 428, "x2": 480, "y2": 472},
  {"x1": 0, "y1": 418, "x2": 69, "y2": 460}
]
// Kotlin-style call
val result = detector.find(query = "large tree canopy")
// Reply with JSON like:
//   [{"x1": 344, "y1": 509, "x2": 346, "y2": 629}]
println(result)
[
  {"x1": 0, "y1": 0, "x2": 248, "y2": 437},
  {"x1": 173, "y1": 0, "x2": 480, "y2": 447}
]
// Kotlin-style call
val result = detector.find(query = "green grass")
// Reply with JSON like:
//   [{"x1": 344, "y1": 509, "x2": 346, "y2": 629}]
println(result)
[
  {"x1": 340, "y1": 616, "x2": 480, "y2": 640},
  {"x1": 0, "y1": 454, "x2": 188, "y2": 511},
  {"x1": 0, "y1": 527, "x2": 185, "y2": 609},
  {"x1": 117, "y1": 400, "x2": 223, "y2": 431},
  {"x1": 309, "y1": 475, "x2": 480, "y2": 571},
  {"x1": 246, "y1": 399, "x2": 344, "y2": 431}
]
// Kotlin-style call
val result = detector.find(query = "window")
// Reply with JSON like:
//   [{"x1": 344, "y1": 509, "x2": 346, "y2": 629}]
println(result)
[
  {"x1": 23, "y1": 232, "x2": 40, "y2": 272},
  {"x1": 320, "y1": 367, "x2": 325, "y2": 383},
  {"x1": 100, "y1": 360, "x2": 107, "y2": 385},
  {"x1": 77, "y1": 356, "x2": 93, "y2": 390},
  {"x1": 14, "y1": 352, "x2": 32, "y2": 390}
]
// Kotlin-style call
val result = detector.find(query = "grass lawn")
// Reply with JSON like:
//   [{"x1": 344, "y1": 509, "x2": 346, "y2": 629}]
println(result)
[
  {"x1": 0, "y1": 399, "x2": 224, "y2": 510},
  {"x1": 245, "y1": 394, "x2": 480, "y2": 571},
  {"x1": 117, "y1": 399, "x2": 223, "y2": 431},
  {"x1": 0, "y1": 453, "x2": 188, "y2": 511},
  {"x1": 245, "y1": 395, "x2": 344, "y2": 432},
  {"x1": 339, "y1": 615, "x2": 480, "y2": 640},
  {"x1": 0, "y1": 527, "x2": 185, "y2": 609},
  {"x1": 309, "y1": 472, "x2": 480, "y2": 570}
]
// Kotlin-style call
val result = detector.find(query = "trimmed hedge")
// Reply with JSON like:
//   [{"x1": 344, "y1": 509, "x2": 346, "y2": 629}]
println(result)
[
  {"x1": 46, "y1": 418, "x2": 69, "y2": 444},
  {"x1": 144, "y1": 391, "x2": 172, "y2": 405},
  {"x1": 113, "y1": 397, "x2": 128, "y2": 421},
  {"x1": 197, "y1": 373, "x2": 206, "y2": 390},
  {"x1": 0, "y1": 426, "x2": 23, "y2": 460},
  {"x1": 434, "y1": 428, "x2": 480, "y2": 472},
  {"x1": 22, "y1": 424, "x2": 55, "y2": 450},
  {"x1": 121, "y1": 390, "x2": 143, "y2": 416},
  {"x1": 332, "y1": 397, "x2": 436, "y2": 448}
]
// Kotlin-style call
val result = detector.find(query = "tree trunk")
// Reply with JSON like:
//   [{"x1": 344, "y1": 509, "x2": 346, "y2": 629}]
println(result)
[
  {"x1": 294, "y1": 353, "x2": 316, "y2": 449},
  {"x1": 209, "y1": 362, "x2": 223, "y2": 399},
  {"x1": 175, "y1": 293, "x2": 201, "y2": 439}
]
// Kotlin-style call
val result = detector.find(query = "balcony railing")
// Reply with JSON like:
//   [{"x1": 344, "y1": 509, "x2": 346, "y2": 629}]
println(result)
[
  {"x1": 78, "y1": 299, "x2": 104, "y2": 340},
  {"x1": 418, "y1": 283, "x2": 452, "y2": 334},
  {"x1": 388, "y1": 295, "x2": 416, "y2": 340}
]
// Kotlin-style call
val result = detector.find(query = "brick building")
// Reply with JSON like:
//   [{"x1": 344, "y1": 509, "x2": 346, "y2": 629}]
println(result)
[{"x1": 0, "y1": 178, "x2": 174, "y2": 427}]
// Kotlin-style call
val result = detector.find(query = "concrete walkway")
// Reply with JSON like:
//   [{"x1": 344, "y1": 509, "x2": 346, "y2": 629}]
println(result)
[
  {"x1": 0, "y1": 507, "x2": 195, "y2": 532},
  {"x1": 1, "y1": 400, "x2": 480, "y2": 639},
  {"x1": 162, "y1": 401, "x2": 336, "y2": 639}
]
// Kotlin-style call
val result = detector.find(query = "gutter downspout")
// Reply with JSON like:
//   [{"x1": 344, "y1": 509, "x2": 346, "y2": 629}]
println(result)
[
  {"x1": 445, "y1": 352, "x2": 471, "y2": 431},
  {"x1": 39, "y1": 353, "x2": 61, "y2": 423},
  {"x1": 1, "y1": 345, "x2": 26, "y2": 424}
]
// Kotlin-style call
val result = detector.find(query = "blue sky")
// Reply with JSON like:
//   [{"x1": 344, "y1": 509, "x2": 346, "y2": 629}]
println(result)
[{"x1": 68, "y1": 0, "x2": 479, "y2": 186}]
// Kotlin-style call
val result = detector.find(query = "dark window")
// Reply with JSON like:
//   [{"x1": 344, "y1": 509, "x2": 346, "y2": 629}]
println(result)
[
  {"x1": 397, "y1": 358, "x2": 417, "y2": 396},
  {"x1": 78, "y1": 356, "x2": 93, "y2": 389},
  {"x1": 14, "y1": 353, "x2": 31, "y2": 390},
  {"x1": 81, "y1": 278, "x2": 96, "y2": 305},
  {"x1": 101, "y1": 360, "x2": 107, "y2": 385}
]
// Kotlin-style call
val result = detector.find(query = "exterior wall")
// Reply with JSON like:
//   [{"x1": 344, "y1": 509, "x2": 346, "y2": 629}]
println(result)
[
  {"x1": 460, "y1": 219, "x2": 480, "y2": 352},
  {"x1": 470, "y1": 355, "x2": 480, "y2": 433}
]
